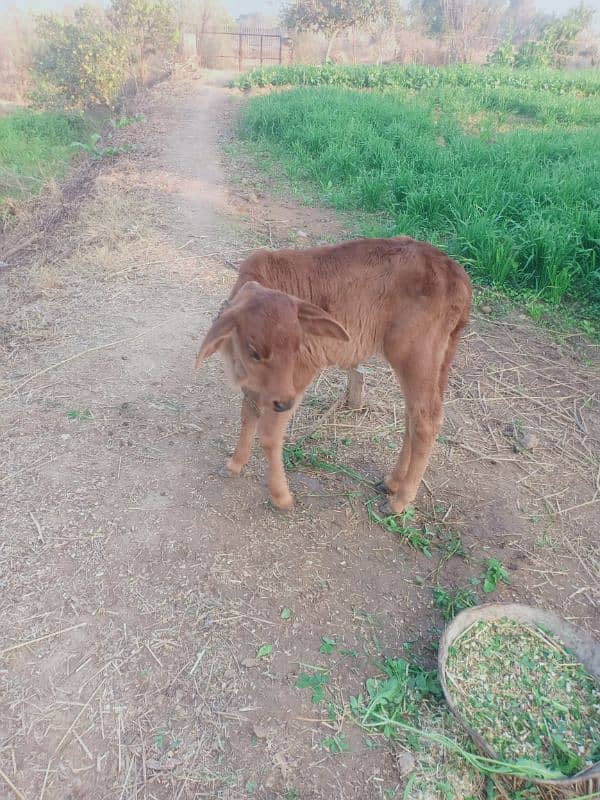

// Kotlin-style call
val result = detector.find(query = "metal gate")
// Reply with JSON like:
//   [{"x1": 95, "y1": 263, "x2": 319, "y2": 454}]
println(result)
[{"x1": 195, "y1": 27, "x2": 290, "y2": 71}]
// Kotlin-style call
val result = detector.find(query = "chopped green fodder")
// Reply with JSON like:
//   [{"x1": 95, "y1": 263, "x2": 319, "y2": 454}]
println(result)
[{"x1": 445, "y1": 617, "x2": 600, "y2": 777}]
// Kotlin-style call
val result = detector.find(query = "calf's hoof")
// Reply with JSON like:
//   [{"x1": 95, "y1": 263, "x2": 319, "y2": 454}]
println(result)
[
  {"x1": 271, "y1": 492, "x2": 294, "y2": 511},
  {"x1": 219, "y1": 459, "x2": 242, "y2": 478},
  {"x1": 374, "y1": 479, "x2": 392, "y2": 495},
  {"x1": 379, "y1": 494, "x2": 412, "y2": 516}
]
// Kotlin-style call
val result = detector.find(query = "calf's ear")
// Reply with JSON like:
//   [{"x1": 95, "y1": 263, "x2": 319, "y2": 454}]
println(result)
[
  {"x1": 195, "y1": 310, "x2": 237, "y2": 367},
  {"x1": 297, "y1": 301, "x2": 350, "y2": 342}
]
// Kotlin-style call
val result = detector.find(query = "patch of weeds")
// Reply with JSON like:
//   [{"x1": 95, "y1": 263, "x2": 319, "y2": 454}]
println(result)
[
  {"x1": 534, "y1": 532, "x2": 559, "y2": 551},
  {"x1": 280, "y1": 607, "x2": 292, "y2": 619},
  {"x1": 482, "y1": 558, "x2": 510, "y2": 593},
  {"x1": 296, "y1": 670, "x2": 329, "y2": 703},
  {"x1": 67, "y1": 408, "x2": 93, "y2": 421},
  {"x1": 327, "y1": 702, "x2": 341, "y2": 721},
  {"x1": 433, "y1": 586, "x2": 479, "y2": 621},
  {"x1": 437, "y1": 530, "x2": 465, "y2": 559},
  {"x1": 256, "y1": 644, "x2": 273, "y2": 659},
  {"x1": 321, "y1": 734, "x2": 349, "y2": 754},
  {"x1": 245, "y1": 778, "x2": 257, "y2": 795},
  {"x1": 366, "y1": 500, "x2": 433, "y2": 556},
  {"x1": 285, "y1": 791, "x2": 299, "y2": 800}
]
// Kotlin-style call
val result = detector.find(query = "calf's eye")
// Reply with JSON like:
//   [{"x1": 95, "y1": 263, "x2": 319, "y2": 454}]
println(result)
[{"x1": 248, "y1": 346, "x2": 261, "y2": 361}]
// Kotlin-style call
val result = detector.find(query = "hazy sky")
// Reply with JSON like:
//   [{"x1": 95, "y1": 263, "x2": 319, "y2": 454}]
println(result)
[{"x1": 4, "y1": 0, "x2": 600, "y2": 16}]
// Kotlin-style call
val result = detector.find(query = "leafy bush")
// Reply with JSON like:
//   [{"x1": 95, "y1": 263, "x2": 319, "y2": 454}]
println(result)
[
  {"x1": 31, "y1": 7, "x2": 129, "y2": 110},
  {"x1": 31, "y1": 0, "x2": 178, "y2": 110},
  {"x1": 487, "y1": 40, "x2": 516, "y2": 67}
]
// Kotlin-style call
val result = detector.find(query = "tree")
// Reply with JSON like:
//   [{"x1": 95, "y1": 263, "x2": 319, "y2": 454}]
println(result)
[
  {"x1": 536, "y1": 3, "x2": 594, "y2": 66},
  {"x1": 411, "y1": 0, "x2": 507, "y2": 60},
  {"x1": 109, "y1": 0, "x2": 178, "y2": 82},
  {"x1": 282, "y1": 0, "x2": 399, "y2": 62},
  {"x1": 492, "y1": 3, "x2": 596, "y2": 68},
  {"x1": 31, "y1": 7, "x2": 129, "y2": 109}
]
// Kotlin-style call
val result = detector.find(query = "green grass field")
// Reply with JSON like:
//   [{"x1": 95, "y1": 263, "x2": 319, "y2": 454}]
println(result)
[
  {"x1": 237, "y1": 66, "x2": 600, "y2": 320},
  {"x1": 0, "y1": 109, "x2": 88, "y2": 205}
]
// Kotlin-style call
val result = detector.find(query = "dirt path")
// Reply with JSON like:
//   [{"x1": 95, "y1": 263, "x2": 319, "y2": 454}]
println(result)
[{"x1": 1, "y1": 73, "x2": 599, "y2": 800}]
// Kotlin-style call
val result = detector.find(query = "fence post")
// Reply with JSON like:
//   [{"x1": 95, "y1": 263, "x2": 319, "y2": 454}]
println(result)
[
  {"x1": 260, "y1": 35, "x2": 264, "y2": 67},
  {"x1": 238, "y1": 32, "x2": 243, "y2": 71},
  {"x1": 278, "y1": 34, "x2": 283, "y2": 64}
]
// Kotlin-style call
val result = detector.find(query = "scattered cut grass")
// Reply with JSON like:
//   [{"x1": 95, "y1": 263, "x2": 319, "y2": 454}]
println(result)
[
  {"x1": 237, "y1": 71, "x2": 600, "y2": 320},
  {"x1": 445, "y1": 618, "x2": 600, "y2": 777},
  {"x1": 0, "y1": 109, "x2": 88, "y2": 204}
]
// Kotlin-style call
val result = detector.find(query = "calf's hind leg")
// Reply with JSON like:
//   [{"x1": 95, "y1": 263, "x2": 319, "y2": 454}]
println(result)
[{"x1": 383, "y1": 352, "x2": 444, "y2": 515}]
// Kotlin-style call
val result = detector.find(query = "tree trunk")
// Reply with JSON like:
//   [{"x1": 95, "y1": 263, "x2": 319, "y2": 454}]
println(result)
[{"x1": 325, "y1": 27, "x2": 341, "y2": 62}]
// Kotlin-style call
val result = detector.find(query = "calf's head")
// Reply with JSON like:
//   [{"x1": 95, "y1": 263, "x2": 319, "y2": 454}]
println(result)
[{"x1": 196, "y1": 282, "x2": 349, "y2": 413}]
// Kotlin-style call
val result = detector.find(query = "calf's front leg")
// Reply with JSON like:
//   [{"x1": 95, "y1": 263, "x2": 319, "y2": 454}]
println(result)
[
  {"x1": 258, "y1": 405, "x2": 297, "y2": 510},
  {"x1": 224, "y1": 390, "x2": 260, "y2": 476}
]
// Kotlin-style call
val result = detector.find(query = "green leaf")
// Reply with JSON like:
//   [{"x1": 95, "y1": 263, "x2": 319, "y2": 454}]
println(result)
[
  {"x1": 319, "y1": 635, "x2": 336, "y2": 654},
  {"x1": 256, "y1": 644, "x2": 273, "y2": 659},
  {"x1": 280, "y1": 607, "x2": 292, "y2": 620}
]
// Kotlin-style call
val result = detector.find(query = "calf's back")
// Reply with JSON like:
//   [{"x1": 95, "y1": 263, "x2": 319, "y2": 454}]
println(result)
[{"x1": 231, "y1": 236, "x2": 471, "y2": 369}]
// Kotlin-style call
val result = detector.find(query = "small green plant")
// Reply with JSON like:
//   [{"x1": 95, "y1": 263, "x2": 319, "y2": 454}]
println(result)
[
  {"x1": 111, "y1": 113, "x2": 146, "y2": 129},
  {"x1": 296, "y1": 670, "x2": 330, "y2": 703},
  {"x1": 433, "y1": 586, "x2": 478, "y2": 621},
  {"x1": 66, "y1": 408, "x2": 93, "y2": 421},
  {"x1": 483, "y1": 559, "x2": 510, "y2": 593},
  {"x1": 321, "y1": 734, "x2": 349, "y2": 754},
  {"x1": 280, "y1": 607, "x2": 292, "y2": 620},
  {"x1": 320, "y1": 636, "x2": 336, "y2": 654},
  {"x1": 71, "y1": 132, "x2": 133, "y2": 160}
]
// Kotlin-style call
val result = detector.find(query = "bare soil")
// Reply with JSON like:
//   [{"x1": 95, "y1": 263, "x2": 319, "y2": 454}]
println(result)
[{"x1": 1, "y1": 71, "x2": 599, "y2": 800}]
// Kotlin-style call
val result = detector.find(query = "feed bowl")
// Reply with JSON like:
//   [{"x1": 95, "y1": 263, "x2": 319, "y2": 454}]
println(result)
[{"x1": 438, "y1": 603, "x2": 600, "y2": 796}]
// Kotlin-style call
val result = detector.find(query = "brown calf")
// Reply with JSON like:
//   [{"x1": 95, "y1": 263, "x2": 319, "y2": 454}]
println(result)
[{"x1": 196, "y1": 236, "x2": 472, "y2": 514}]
